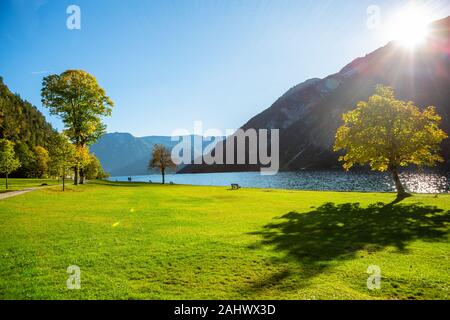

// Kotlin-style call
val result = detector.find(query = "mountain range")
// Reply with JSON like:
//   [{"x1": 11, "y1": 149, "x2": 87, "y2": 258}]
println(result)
[
  {"x1": 94, "y1": 17, "x2": 450, "y2": 176},
  {"x1": 91, "y1": 133, "x2": 221, "y2": 176},
  {"x1": 180, "y1": 16, "x2": 450, "y2": 173}
]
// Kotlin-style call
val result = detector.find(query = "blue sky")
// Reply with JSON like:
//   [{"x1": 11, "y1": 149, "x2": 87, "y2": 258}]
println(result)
[{"x1": 1, "y1": 0, "x2": 450, "y2": 136}]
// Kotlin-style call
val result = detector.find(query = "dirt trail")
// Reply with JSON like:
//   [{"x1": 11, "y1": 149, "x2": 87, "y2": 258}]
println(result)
[{"x1": 0, "y1": 185, "x2": 61, "y2": 200}]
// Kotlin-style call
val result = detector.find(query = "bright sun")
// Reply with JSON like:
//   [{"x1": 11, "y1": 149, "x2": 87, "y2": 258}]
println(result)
[{"x1": 388, "y1": 6, "x2": 431, "y2": 49}]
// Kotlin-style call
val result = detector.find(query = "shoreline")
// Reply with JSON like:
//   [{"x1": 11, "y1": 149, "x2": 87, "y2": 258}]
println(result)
[
  {"x1": 100, "y1": 179, "x2": 450, "y2": 195},
  {"x1": 106, "y1": 170, "x2": 450, "y2": 194}
]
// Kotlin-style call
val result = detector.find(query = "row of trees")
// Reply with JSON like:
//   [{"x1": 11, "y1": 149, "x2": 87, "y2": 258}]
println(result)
[
  {"x1": 2, "y1": 72, "x2": 447, "y2": 196},
  {"x1": 0, "y1": 135, "x2": 108, "y2": 190},
  {"x1": 0, "y1": 70, "x2": 112, "y2": 190}
]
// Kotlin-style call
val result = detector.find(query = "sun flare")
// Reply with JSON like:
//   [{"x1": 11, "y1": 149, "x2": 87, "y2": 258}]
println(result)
[{"x1": 388, "y1": 5, "x2": 432, "y2": 49}]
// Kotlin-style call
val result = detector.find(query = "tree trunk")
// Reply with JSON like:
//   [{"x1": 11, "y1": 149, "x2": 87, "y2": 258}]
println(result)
[
  {"x1": 62, "y1": 168, "x2": 65, "y2": 192},
  {"x1": 74, "y1": 165, "x2": 79, "y2": 185},
  {"x1": 6, "y1": 173, "x2": 8, "y2": 190},
  {"x1": 161, "y1": 168, "x2": 165, "y2": 184},
  {"x1": 79, "y1": 168, "x2": 85, "y2": 184},
  {"x1": 391, "y1": 167, "x2": 406, "y2": 196}
]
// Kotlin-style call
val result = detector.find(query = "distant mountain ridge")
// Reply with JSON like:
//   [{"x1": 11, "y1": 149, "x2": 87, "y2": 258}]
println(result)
[
  {"x1": 91, "y1": 132, "x2": 221, "y2": 176},
  {"x1": 180, "y1": 16, "x2": 450, "y2": 173}
]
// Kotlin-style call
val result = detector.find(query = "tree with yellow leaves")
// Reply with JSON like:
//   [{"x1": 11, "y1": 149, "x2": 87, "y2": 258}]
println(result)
[
  {"x1": 74, "y1": 145, "x2": 91, "y2": 184},
  {"x1": 32, "y1": 146, "x2": 50, "y2": 178},
  {"x1": 50, "y1": 134, "x2": 76, "y2": 191},
  {"x1": 41, "y1": 70, "x2": 113, "y2": 185},
  {"x1": 334, "y1": 85, "x2": 447, "y2": 197},
  {"x1": 149, "y1": 144, "x2": 176, "y2": 184}
]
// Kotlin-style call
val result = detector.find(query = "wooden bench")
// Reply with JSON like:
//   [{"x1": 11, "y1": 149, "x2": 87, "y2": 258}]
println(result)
[{"x1": 231, "y1": 183, "x2": 241, "y2": 190}]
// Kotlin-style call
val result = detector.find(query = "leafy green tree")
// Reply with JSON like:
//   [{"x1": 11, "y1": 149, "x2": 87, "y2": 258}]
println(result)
[
  {"x1": 0, "y1": 139, "x2": 21, "y2": 189},
  {"x1": 84, "y1": 154, "x2": 101, "y2": 180},
  {"x1": 74, "y1": 145, "x2": 91, "y2": 183},
  {"x1": 334, "y1": 85, "x2": 447, "y2": 196},
  {"x1": 79, "y1": 152, "x2": 109, "y2": 180},
  {"x1": 50, "y1": 134, "x2": 76, "y2": 191},
  {"x1": 32, "y1": 146, "x2": 50, "y2": 178},
  {"x1": 41, "y1": 70, "x2": 113, "y2": 185},
  {"x1": 148, "y1": 144, "x2": 176, "y2": 184},
  {"x1": 96, "y1": 166, "x2": 110, "y2": 179},
  {"x1": 14, "y1": 142, "x2": 35, "y2": 177}
]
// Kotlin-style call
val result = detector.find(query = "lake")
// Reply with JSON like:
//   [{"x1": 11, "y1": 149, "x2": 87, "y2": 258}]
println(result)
[{"x1": 109, "y1": 170, "x2": 450, "y2": 193}]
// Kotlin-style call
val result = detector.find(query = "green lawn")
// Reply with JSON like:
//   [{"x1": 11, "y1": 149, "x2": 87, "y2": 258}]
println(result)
[
  {"x1": 0, "y1": 180, "x2": 449, "y2": 299},
  {"x1": 0, "y1": 178, "x2": 61, "y2": 193}
]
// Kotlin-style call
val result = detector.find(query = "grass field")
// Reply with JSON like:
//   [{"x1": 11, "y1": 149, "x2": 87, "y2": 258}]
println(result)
[
  {"x1": 0, "y1": 180, "x2": 449, "y2": 299},
  {"x1": 0, "y1": 178, "x2": 61, "y2": 193}
]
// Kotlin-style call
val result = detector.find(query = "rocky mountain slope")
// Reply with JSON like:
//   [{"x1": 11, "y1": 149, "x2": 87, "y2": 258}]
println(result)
[{"x1": 180, "y1": 16, "x2": 450, "y2": 173}]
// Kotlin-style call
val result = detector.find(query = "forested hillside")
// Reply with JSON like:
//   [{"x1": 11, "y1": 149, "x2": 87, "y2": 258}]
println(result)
[{"x1": 0, "y1": 77, "x2": 59, "y2": 177}]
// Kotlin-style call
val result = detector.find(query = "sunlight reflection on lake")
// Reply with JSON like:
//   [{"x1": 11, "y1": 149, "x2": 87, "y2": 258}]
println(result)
[{"x1": 109, "y1": 170, "x2": 450, "y2": 194}]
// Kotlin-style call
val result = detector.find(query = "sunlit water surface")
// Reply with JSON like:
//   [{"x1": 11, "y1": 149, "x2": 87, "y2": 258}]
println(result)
[{"x1": 109, "y1": 170, "x2": 450, "y2": 194}]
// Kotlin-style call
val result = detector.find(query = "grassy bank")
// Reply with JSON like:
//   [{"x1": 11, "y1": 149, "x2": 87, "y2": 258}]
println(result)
[
  {"x1": 0, "y1": 178, "x2": 61, "y2": 193},
  {"x1": 0, "y1": 180, "x2": 449, "y2": 299}
]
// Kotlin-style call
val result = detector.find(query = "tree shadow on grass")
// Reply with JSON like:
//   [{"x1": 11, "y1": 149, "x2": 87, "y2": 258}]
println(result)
[{"x1": 247, "y1": 202, "x2": 450, "y2": 292}]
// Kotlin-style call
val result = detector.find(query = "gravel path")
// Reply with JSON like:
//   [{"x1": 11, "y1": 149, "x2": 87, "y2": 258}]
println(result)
[{"x1": 0, "y1": 185, "x2": 61, "y2": 200}]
